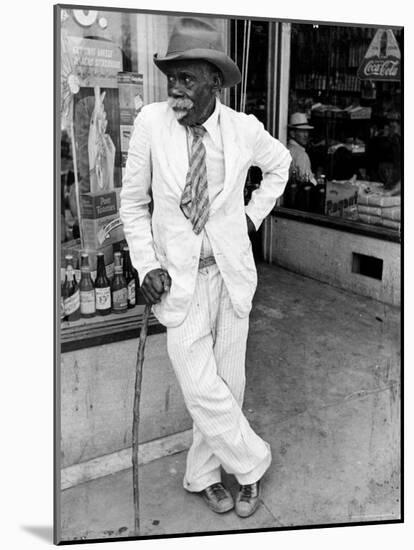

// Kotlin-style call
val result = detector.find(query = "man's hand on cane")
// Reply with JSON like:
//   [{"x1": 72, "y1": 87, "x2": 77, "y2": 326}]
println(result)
[{"x1": 141, "y1": 268, "x2": 171, "y2": 304}]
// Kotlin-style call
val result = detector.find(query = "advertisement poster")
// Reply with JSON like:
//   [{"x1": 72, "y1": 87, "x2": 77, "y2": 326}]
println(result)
[
  {"x1": 66, "y1": 36, "x2": 123, "y2": 88},
  {"x1": 66, "y1": 37, "x2": 123, "y2": 194},
  {"x1": 61, "y1": 31, "x2": 125, "y2": 250},
  {"x1": 357, "y1": 28, "x2": 401, "y2": 81}
]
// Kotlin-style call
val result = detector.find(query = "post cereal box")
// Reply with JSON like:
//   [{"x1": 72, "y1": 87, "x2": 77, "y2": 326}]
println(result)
[{"x1": 80, "y1": 191, "x2": 124, "y2": 249}]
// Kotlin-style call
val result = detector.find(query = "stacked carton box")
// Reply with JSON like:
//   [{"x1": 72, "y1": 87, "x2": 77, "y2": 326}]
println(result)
[
  {"x1": 326, "y1": 181, "x2": 358, "y2": 217},
  {"x1": 80, "y1": 190, "x2": 124, "y2": 250}
]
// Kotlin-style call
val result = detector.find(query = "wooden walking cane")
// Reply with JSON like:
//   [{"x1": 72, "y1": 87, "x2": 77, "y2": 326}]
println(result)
[{"x1": 132, "y1": 301, "x2": 152, "y2": 535}]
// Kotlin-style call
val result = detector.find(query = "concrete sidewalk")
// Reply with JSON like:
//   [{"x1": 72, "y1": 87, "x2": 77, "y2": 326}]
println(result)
[{"x1": 60, "y1": 263, "x2": 401, "y2": 541}]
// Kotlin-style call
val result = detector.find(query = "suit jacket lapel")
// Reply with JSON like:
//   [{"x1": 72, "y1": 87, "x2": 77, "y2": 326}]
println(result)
[
  {"x1": 162, "y1": 109, "x2": 189, "y2": 195},
  {"x1": 210, "y1": 104, "x2": 242, "y2": 214},
  {"x1": 160, "y1": 103, "x2": 242, "y2": 206}
]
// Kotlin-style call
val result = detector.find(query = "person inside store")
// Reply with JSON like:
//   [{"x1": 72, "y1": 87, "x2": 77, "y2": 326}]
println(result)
[
  {"x1": 330, "y1": 145, "x2": 356, "y2": 182},
  {"x1": 287, "y1": 112, "x2": 317, "y2": 185},
  {"x1": 120, "y1": 17, "x2": 291, "y2": 518},
  {"x1": 366, "y1": 114, "x2": 401, "y2": 193}
]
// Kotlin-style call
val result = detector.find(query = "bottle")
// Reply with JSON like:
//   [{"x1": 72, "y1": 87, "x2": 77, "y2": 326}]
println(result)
[
  {"x1": 296, "y1": 174, "x2": 312, "y2": 211},
  {"x1": 302, "y1": 175, "x2": 313, "y2": 212},
  {"x1": 60, "y1": 265, "x2": 66, "y2": 321},
  {"x1": 111, "y1": 252, "x2": 128, "y2": 314},
  {"x1": 95, "y1": 252, "x2": 112, "y2": 316},
  {"x1": 122, "y1": 246, "x2": 136, "y2": 309},
  {"x1": 61, "y1": 261, "x2": 69, "y2": 322},
  {"x1": 380, "y1": 30, "x2": 387, "y2": 58},
  {"x1": 316, "y1": 174, "x2": 327, "y2": 214},
  {"x1": 284, "y1": 168, "x2": 298, "y2": 209},
  {"x1": 73, "y1": 255, "x2": 81, "y2": 284},
  {"x1": 79, "y1": 253, "x2": 96, "y2": 318},
  {"x1": 133, "y1": 267, "x2": 141, "y2": 304},
  {"x1": 60, "y1": 283, "x2": 65, "y2": 321},
  {"x1": 62, "y1": 255, "x2": 81, "y2": 322}
]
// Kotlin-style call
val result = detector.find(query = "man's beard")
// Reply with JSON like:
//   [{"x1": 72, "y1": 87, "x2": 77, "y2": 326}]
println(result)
[{"x1": 168, "y1": 97, "x2": 194, "y2": 122}]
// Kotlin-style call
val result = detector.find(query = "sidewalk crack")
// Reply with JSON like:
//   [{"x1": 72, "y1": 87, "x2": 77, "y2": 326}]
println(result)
[
  {"x1": 260, "y1": 497, "x2": 285, "y2": 527},
  {"x1": 278, "y1": 381, "x2": 399, "y2": 425}
]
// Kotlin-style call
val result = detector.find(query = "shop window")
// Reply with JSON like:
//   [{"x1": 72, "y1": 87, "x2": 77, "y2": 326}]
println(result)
[
  {"x1": 58, "y1": 7, "x2": 230, "y2": 344},
  {"x1": 280, "y1": 23, "x2": 402, "y2": 237},
  {"x1": 59, "y1": 7, "x2": 158, "y2": 339}
]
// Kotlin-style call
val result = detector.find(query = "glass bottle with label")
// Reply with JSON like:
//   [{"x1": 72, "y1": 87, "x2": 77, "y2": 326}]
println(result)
[
  {"x1": 122, "y1": 246, "x2": 136, "y2": 309},
  {"x1": 133, "y1": 266, "x2": 141, "y2": 304},
  {"x1": 62, "y1": 254, "x2": 81, "y2": 322},
  {"x1": 60, "y1": 283, "x2": 65, "y2": 321},
  {"x1": 73, "y1": 255, "x2": 81, "y2": 284},
  {"x1": 95, "y1": 252, "x2": 111, "y2": 316},
  {"x1": 79, "y1": 253, "x2": 96, "y2": 318},
  {"x1": 111, "y1": 252, "x2": 128, "y2": 314},
  {"x1": 284, "y1": 168, "x2": 298, "y2": 208},
  {"x1": 302, "y1": 174, "x2": 313, "y2": 212},
  {"x1": 315, "y1": 174, "x2": 327, "y2": 215},
  {"x1": 60, "y1": 263, "x2": 66, "y2": 322}
]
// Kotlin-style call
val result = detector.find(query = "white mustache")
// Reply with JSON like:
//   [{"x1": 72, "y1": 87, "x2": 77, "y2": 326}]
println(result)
[{"x1": 167, "y1": 97, "x2": 194, "y2": 112}]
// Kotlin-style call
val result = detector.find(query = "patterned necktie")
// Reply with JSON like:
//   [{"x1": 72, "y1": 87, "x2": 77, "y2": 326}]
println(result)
[{"x1": 180, "y1": 125, "x2": 209, "y2": 235}]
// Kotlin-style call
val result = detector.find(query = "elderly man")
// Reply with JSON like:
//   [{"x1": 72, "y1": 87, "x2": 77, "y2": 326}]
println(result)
[
  {"x1": 287, "y1": 112, "x2": 317, "y2": 184},
  {"x1": 120, "y1": 17, "x2": 291, "y2": 518}
]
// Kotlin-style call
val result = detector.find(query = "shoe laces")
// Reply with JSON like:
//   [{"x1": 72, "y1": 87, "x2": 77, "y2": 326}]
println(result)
[
  {"x1": 239, "y1": 483, "x2": 255, "y2": 502},
  {"x1": 207, "y1": 483, "x2": 227, "y2": 502}
]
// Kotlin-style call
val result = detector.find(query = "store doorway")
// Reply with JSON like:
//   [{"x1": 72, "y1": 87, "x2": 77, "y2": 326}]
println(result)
[{"x1": 229, "y1": 19, "x2": 272, "y2": 261}]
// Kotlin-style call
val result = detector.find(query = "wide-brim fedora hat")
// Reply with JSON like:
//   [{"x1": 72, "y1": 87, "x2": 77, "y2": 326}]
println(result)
[
  {"x1": 288, "y1": 112, "x2": 314, "y2": 130},
  {"x1": 153, "y1": 17, "x2": 241, "y2": 88}
]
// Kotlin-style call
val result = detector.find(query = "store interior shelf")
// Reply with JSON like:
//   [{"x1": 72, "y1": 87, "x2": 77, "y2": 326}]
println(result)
[
  {"x1": 60, "y1": 305, "x2": 165, "y2": 352},
  {"x1": 295, "y1": 88, "x2": 362, "y2": 93}
]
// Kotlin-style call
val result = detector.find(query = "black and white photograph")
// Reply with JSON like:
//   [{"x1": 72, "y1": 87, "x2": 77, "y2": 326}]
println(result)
[{"x1": 54, "y1": 2, "x2": 402, "y2": 545}]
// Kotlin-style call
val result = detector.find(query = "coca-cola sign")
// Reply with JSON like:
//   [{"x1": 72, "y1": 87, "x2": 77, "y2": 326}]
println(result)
[
  {"x1": 362, "y1": 59, "x2": 400, "y2": 78},
  {"x1": 357, "y1": 29, "x2": 401, "y2": 81}
]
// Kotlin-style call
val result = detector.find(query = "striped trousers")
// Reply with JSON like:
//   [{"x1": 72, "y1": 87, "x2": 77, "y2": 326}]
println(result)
[{"x1": 166, "y1": 238, "x2": 271, "y2": 492}]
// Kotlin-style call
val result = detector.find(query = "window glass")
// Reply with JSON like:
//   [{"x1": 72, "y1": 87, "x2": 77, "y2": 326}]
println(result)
[
  {"x1": 282, "y1": 23, "x2": 402, "y2": 234},
  {"x1": 59, "y1": 8, "x2": 169, "y2": 325},
  {"x1": 58, "y1": 8, "x2": 229, "y2": 327}
]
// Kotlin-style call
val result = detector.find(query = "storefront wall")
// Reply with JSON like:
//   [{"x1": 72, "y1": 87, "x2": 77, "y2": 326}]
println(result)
[
  {"x1": 61, "y1": 333, "x2": 191, "y2": 471},
  {"x1": 270, "y1": 216, "x2": 400, "y2": 307},
  {"x1": 59, "y1": 10, "x2": 401, "y2": 490}
]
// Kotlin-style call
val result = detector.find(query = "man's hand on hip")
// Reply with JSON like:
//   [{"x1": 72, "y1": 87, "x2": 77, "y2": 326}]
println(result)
[{"x1": 141, "y1": 268, "x2": 171, "y2": 305}]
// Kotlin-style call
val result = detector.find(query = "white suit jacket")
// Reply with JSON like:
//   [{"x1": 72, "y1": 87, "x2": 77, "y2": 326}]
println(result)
[{"x1": 120, "y1": 100, "x2": 291, "y2": 327}]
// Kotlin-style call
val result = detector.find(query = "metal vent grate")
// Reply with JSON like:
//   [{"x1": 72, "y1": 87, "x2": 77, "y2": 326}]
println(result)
[{"x1": 352, "y1": 253, "x2": 383, "y2": 280}]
